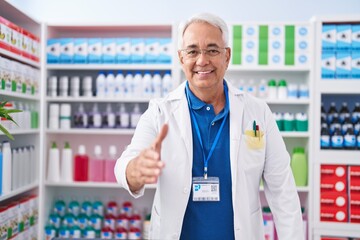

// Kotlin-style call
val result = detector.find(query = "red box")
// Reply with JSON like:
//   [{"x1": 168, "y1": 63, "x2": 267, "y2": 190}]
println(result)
[
  {"x1": 321, "y1": 165, "x2": 347, "y2": 181},
  {"x1": 350, "y1": 166, "x2": 360, "y2": 194},
  {"x1": 320, "y1": 206, "x2": 348, "y2": 222},
  {"x1": 320, "y1": 176, "x2": 347, "y2": 193},
  {"x1": 350, "y1": 193, "x2": 360, "y2": 223},
  {"x1": 321, "y1": 192, "x2": 348, "y2": 208}
]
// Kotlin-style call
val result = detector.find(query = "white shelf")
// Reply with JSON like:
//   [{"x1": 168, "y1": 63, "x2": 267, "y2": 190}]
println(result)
[
  {"x1": 0, "y1": 90, "x2": 39, "y2": 101},
  {"x1": 0, "y1": 129, "x2": 40, "y2": 136},
  {"x1": 0, "y1": 47, "x2": 40, "y2": 69},
  {"x1": 319, "y1": 80, "x2": 360, "y2": 94},
  {"x1": 46, "y1": 96, "x2": 151, "y2": 103},
  {"x1": 46, "y1": 128, "x2": 135, "y2": 135},
  {"x1": 0, "y1": 182, "x2": 39, "y2": 202},
  {"x1": 318, "y1": 150, "x2": 360, "y2": 165},
  {"x1": 228, "y1": 65, "x2": 311, "y2": 72},
  {"x1": 266, "y1": 98, "x2": 310, "y2": 105},
  {"x1": 314, "y1": 222, "x2": 360, "y2": 238},
  {"x1": 280, "y1": 131, "x2": 310, "y2": 138},
  {"x1": 45, "y1": 181, "x2": 156, "y2": 189},
  {"x1": 46, "y1": 64, "x2": 172, "y2": 70}
]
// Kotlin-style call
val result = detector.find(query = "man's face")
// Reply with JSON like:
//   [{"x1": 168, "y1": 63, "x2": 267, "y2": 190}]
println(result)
[{"x1": 178, "y1": 22, "x2": 231, "y2": 91}]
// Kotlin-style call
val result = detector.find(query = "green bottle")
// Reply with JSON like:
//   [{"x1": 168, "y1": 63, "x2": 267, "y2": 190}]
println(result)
[{"x1": 291, "y1": 147, "x2": 308, "y2": 186}]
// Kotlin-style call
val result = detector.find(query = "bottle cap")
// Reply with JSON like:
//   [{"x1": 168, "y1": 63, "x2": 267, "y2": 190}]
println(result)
[
  {"x1": 95, "y1": 145, "x2": 102, "y2": 155},
  {"x1": 64, "y1": 142, "x2": 70, "y2": 149},
  {"x1": 78, "y1": 145, "x2": 86, "y2": 155},
  {"x1": 278, "y1": 79, "x2": 287, "y2": 86},
  {"x1": 109, "y1": 145, "x2": 117, "y2": 155},
  {"x1": 52, "y1": 142, "x2": 57, "y2": 149},
  {"x1": 268, "y1": 79, "x2": 276, "y2": 86}
]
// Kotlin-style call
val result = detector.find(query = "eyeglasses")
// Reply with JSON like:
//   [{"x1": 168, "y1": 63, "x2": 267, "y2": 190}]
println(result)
[{"x1": 179, "y1": 47, "x2": 227, "y2": 59}]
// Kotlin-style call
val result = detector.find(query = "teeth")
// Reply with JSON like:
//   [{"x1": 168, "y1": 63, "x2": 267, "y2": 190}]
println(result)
[{"x1": 197, "y1": 70, "x2": 212, "y2": 74}]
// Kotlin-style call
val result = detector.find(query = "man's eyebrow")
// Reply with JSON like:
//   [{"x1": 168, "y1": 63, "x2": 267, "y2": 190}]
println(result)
[{"x1": 184, "y1": 43, "x2": 220, "y2": 49}]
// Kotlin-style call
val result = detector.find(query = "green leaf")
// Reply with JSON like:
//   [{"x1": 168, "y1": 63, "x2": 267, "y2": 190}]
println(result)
[{"x1": 0, "y1": 124, "x2": 14, "y2": 141}]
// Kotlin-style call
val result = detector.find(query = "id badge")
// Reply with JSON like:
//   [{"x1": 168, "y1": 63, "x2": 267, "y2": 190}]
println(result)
[{"x1": 192, "y1": 176, "x2": 220, "y2": 201}]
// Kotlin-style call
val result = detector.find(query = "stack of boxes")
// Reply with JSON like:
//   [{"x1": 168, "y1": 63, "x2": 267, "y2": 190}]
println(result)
[
  {"x1": 321, "y1": 24, "x2": 360, "y2": 79},
  {"x1": 231, "y1": 23, "x2": 310, "y2": 67},
  {"x1": 320, "y1": 165, "x2": 360, "y2": 223},
  {"x1": 47, "y1": 37, "x2": 172, "y2": 64}
]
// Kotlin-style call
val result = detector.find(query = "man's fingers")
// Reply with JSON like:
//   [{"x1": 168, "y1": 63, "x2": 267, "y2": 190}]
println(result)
[{"x1": 152, "y1": 124, "x2": 169, "y2": 152}]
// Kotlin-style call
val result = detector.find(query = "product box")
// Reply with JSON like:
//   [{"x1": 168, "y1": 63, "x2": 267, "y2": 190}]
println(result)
[
  {"x1": 350, "y1": 166, "x2": 360, "y2": 193},
  {"x1": 352, "y1": 24, "x2": 360, "y2": 50},
  {"x1": 242, "y1": 24, "x2": 259, "y2": 39},
  {"x1": 27, "y1": 31, "x2": 40, "y2": 62},
  {"x1": 20, "y1": 28, "x2": 32, "y2": 60},
  {"x1": 130, "y1": 38, "x2": 145, "y2": 63},
  {"x1": 145, "y1": 38, "x2": 159, "y2": 63},
  {"x1": 295, "y1": 25, "x2": 310, "y2": 40},
  {"x1": 242, "y1": 52, "x2": 258, "y2": 66},
  {"x1": 321, "y1": 165, "x2": 347, "y2": 193},
  {"x1": 336, "y1": 51, "x2": 351, "y2": 79},
  {"x1": 73, "y1": 38, "x2": 88, "y2": 64},
  {"x1": 1, "y1": 57, "x2": 12, "y2": 91},
  {"x1": 321, "y1": 165, "x2": 347, "y2": 179},
  {"x1": 0, "y1": 16, "x2": 11, "y2": 51},
  {"x1": 158, "y1": 38, "x2": 172, "y2": 63},
  {"x1": 321, "y1": 192, "x2": 348, "y2": 209},
  {"x1": 268, "y1": 51, "x2": 284, "y2": 66},
  {"x1": 47, "y1": 39, "x2": 61, "y2": 63},
  {"x1": 320, "y1": 206, "x2": 348, "y2": 222},
  {"x1": 321, "y1": 51, "x2": 336, "y2": 78},
  {"x1": 242, "y1": 38, "x2": 258, "y2": 53},
  {"x1": 295, "y1": 39, "x2": 309, "y2": 52},
  {"x1": 350, "y1": 193, "x2": 360, "y2": 223},
  {"x1": 268, "y1": 25, "x2": 284, "y2": 39},
  {"x1": 7, "y1": 20, "x2": 21, "y2": 55},
  {"x1": 59, "y1": 38, "x2": 74, "y2": 64},
  {"x1": 88, "y1": 38, "x2": 102, "y2": 64},
  {"x1": 102, "y1": 38, "x2": 116, "y2": 64},
  {"x1": 116, "y1": 38, "x2": 131, "y2": 63},
  {"x1": 351, "y1": 51, "x2": 360, "y2": 79},
  {"x1": 269, "y1": 39, "x2": 284, "y2": 53},
  {"x1": 295, "y1": 52, "x2": 309, "y2": 67},
  {"x1": 337, "y1": 25, "x2": 352, "y2": 51},
  {"x1": 322, "y1": 25, "x2": 336, "y2": 51}
]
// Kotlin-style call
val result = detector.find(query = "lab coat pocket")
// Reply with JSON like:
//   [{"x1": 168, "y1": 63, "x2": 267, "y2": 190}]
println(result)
[{"x1": 241, "y1": 132, "x2": 266, "y2": 171}]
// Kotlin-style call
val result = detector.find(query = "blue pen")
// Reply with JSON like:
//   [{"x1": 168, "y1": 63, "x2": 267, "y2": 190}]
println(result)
[{"x1": 253, "y1": 120, "x2": 257, "y2": 137}]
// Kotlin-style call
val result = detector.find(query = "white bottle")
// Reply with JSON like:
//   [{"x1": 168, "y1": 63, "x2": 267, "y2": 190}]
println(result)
[
  {"x1": 60, "y1": 142, "x2": 73, "y2": 182},
  {"x1": 105, "y1": 71, "x2": 115, "y2": 98},
  {"x1": 103, "y1": 103, "x2": 116, "y2": 128},
  {"x1": 59, "y1": 76, "x2": 69, "y2": 97},
  {"x1": 142, "y1": 71, "x2": 153, "y2": 99},
  {"x1": 117, "y1": 103, "x2": 130, "y2": 128},
  {"x1": 48, "y1": 76, "x2": 58, "y2": 97},
  {"x1": 152, "y1": 71, "x2": 162, "y2": 97},
  {"x1": 18, "y1": 147, "x2": 24, "y2": 188},
  {"x1": 247, "y1": 79, "x2": 257, "y2": 97},
  {"x1": 47, "y1": 142, "x2": 60, "y2": 182},
  {"x1": 60, "y1": 104, "x2": 71, "y2": 129},
  {"x1": 267, "y1": 79, "x2": 277, "y2": 100},
  {"x1": 89, "y1": 103, "x2": 102, "y2": 128},
  {"x1": 23, "y1": 147, "x2": 31, "y2": 184},
  {"x1": 125, "y1": 72, "x2": 134, "y2": 98},
  {"x1": 162, "y1": 70, "x2": 172, "y2": 96},
  {"x1": 2, "y1": 141, "x2": 12, "y2": 194},
  {"x1": 277, "y1": 79, "x2": 288, "y2": 99},
  {"x1": 70, "y1": 76, "x2": 80, "y2": 97},
  {"x1": 48, "y1": 103, "x2": 60, "y2": 129},
  {"x1": 258, "y1": 79, "x2": 268, "y2": 99},
  {"x1": 133, "y1": 71, "x2": 143, "y2": 98},
  {"x1": 82, "y1": 76, "x2": 93, "y2": 97},
  {"x1": 130, "y1": 103, "x2": 142, "y2": 128},
  {"x1": 11, "y1": 148, "x2": 18, "y2": 190},
  {"x1": 114, "y1": 70, "x2": 125, "y2": 98},
  {"x1": 24, "y1": 103, "x2": 31, "y2": 130},
  {"x1": 96, "y1": 71, "x2": 106, "y2": 98}
]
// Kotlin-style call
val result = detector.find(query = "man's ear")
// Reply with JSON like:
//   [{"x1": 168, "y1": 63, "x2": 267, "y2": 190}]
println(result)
[{"x1": 178, "y1": 50, "x2": 184, "y2": 65}]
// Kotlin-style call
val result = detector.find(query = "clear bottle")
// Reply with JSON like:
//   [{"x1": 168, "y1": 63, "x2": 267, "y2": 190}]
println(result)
[
  {"x1": 88, "y1": 103, "x2": 102, "y2": 128},
  {"x1": 152, "y1": 71, "x2": 162, "y2": 97},
  {"x1": 257, "y1": 79, "x2": 268, "y2": 99},
  {"x1": 102, "y1": 103, "x2": 116, "y2": 128},
  {"x1": 60, "y1": 142, "x2": 73, "y2": 182},
  {"x1": 89, "y1": 145, "x2": 104, "y2": 182},
  {"x1": 162, "y1": 70, "x2": 172, "y2": 96},
  {"x1": 115, "y1": 70, "x2": 125, "y2": 98},
  {"x1": 96, "y1": 71, "x2": 106, "y2": 98},
  {"x1": 105, "y1": 71, "x2": 115, "y2": 98},
  {"x1": 73, "y1": 103, "x2": 88, "y2": 128},
  {"x1": 74, "y1": 145, "x2": 89, "y2": 181},
  {"x1": 116, "y1": 103, "x2": 130, "y2": 129},
  {"x1": 142, "y1": 71, "x2": 153, "y2": 99},
  {"x1": 339, "y1": 102, "x2": 350, "y2": 124},
  {"x1": 104, "y1": 145, "x2": 117, "y2": 182},
  {"x1": 130, "y1": 103, "x2": 142, "y2": 128}
]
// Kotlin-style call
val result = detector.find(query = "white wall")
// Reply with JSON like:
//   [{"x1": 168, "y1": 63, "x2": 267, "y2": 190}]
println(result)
[{"x1": 7, "y1": 0, "x2": 360, "y2": 24}]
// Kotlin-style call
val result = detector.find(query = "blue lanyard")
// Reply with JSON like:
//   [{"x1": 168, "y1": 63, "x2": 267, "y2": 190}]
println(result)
[{"x1": 185, "y1": 82, "x2": 229, "y2": 179}]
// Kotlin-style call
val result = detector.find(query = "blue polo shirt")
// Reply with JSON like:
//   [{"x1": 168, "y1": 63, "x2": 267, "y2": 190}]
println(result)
[{"x1": 180, "y1": 81, "x2": 234, "y2": 240}]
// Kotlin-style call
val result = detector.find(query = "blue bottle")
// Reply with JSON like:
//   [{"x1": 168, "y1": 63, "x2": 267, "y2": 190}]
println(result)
[
  {"x1": 344, "y1": 127, "x2": 356, "y2": 150},
  {"x1": 331, "y1": 128, "x2": 344, "y2": 149},
  {"x1": 339, "y1": 102, "x2": 350, "y2": 124},
  {"x1": 320, "y1": 123, "x2": 331, "y2": 149},
  {"x1": 327, "y1": 102, "x2": 339, "y2": 124}
]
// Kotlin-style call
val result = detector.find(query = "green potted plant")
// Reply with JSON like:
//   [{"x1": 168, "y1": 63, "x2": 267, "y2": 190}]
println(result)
[{"x1": 0, "y1": 101, "x2": 22, "y2": 140}]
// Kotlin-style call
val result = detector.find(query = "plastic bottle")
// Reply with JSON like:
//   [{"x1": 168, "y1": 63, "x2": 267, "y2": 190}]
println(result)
[
  {"x1": 341, "y1": 116, "x2": 353, "y2": 135},
  {"x1": 128, "y1": 227, "x2": 142, "y2": 240},
  {"x1": 133, "y1": 71, "x2": 143, "y2": 98},
  {"x1": 101, "y1": 226, "x2": 114, "y2": 239},
  {"x1": 102, "y1": 103, "x2": 115, "y2": 128},
  {"x1": 283, "y1": 112, "x2": 295, "y2": 131},
  {"x1": 344, "y1": 127, "x2": 356, "y2": 150},
  {"x1": 60, "y1": 142, "x2": 73, "y2": 182},
  {"x1": 74, "y1": 145, "x2": 89, "y2": 181},
  {"x1": 82, "y1": 76, "x2": 93, "y2": 97},
  {"x1": 70, "y1": 76, "x2": 80, "y2": 97},
  {"x1": 298, "y1": 84, "x2": 309, "y2": 99},
  {"x1": 83, "y1": 225, "x2": 96, "y2": 239},
  {"x1": 68, "y1": 199, "x2": 80, "y2": 217},
  {"x1": 238, "y1": 79, "x2": 246, "y2": 93},
  {"x1": 125, "y1": 71, "x2": 134, "y2": 98},
  {"x1": 327, "y1": 102, "x2": 338, "y2": 124},
  {"x1": 47, "y1": 142, "x2": 60, "y2": 182},
  {"x1": 70, "y1": 225, "x2": 82, "y2": 238},
  {"x1": 77, "y1": 213, "x2": 89, "y2": 231},
  {"x1": 60, "y1": 103, "x2": 71, "y2": 129},
  {"x1": 116, "y1": 103, "x2": 130, "y2": 129},
  {"x1": 81, "y1": 199, "x2": 93, "y2": 217},
  {"x1": 115, "y1": 70, "x2": 125, "y2": 98},
  {"x1": 11, "y1": 148, "x2": 19, "y2": 190},
  {"x1": 107, "y1": 200, "x2": 118, "y2": 216},
  {"x1": 330, "y1": 117, "x2": 341, "y2": 136},
  {"x1": 73, "y1": 103, "x2": 88, "y2": 128},
  {"x1": 105, "y1": 145, "x2": 117, "y2": 182},
  {"x1": 352, "y1": 102, "x2": 360, "y2": 124},
  {"x1": 295, "y1": 112, "x2": 308, "y2": 132},
  {"x1": 152, "y1": 71, "x2": 162, "y2": 97},
  {"x1": 267, "y1": 79, "x2": 277, "y2": 99},
  {"x1": 62, "y1": 213, "x2": 75, "y2": 228},
  {"x1": 287, "y1": 83, "x2": 298, "y2": 99},
  {"x1": 93, "y1": 199, "x2": 104, "y2": 217},
  {"x1": 89, "y1": 212, "x2": 102, "y2": 236},
  {"x1": 122, "y1": 201, "x2": 133, "y2": 217},
  {"x1": 48, "y1": 103, "x2": 60, "y2": 129},
  {"x1": 321, "y1": 102, "x2": 327, "y2": 124},
  {"x1": 88, "y1": 103, "x2": 102, "y2": 128},
  {"x1": 331, "y1": 128, "x2": 344, "y2": 149},
  {"x1": 89, "y1": 145, "x2": 104, "y2": 182},
  {"x1": 355, "y1": 119, "x2": 360, "y2": 136},
  {"x1": 273, "y1": 112, "x2": 284, "y2": 131},
  {"x1": 142, "y1": 71, "x2": 153, "y2": 99},
  {"x1": 115, "y1": 226, "x2": 128, "y2": 240},
  {"x1": 117, "y1": 209, "x2": 129, "y2": 231},
  {"x1": 262, "y1": 207, "x2": 275, "y2": 240},
  {"x1": 339, "y1": 102, "x2": 350, "y2": 124},
  {"x1": 59, "y1": 76, "x2": 69, "y2": 97},
  {"x1": 48, "y1": 76, "x2": 57, "y2": 97},
  {"x1": 291, "y1": 147, "x2": 308, "y2": 186},
  {"x1": 246, "y1": 79, "x2": 257, "y2": 97},
  {"x1": 130, "y1": 103, "x2": 142, "y2": 128},
  {"x1": 129, "y1": 209, "x2": 142, "y2": 229},
  {"x1": 30, "y1": 103, "x2": 39, "y2": 129},
  {"x1": 162, "y1": 70, "x2": 172, "y2": 96},
  {"x1": 96, "y1": 71, "x2": 106, "y2": 98},
  {"x1": 54, "y1": 198, "x2": 66, "y2": 217},
  {"x1": 143, "y1": 213, "x2": 151, "y2": 240},
  {"x1": 277, "y1": 79, "x2": 287, "y2": 99},
  {"x1": 257, "y1": 79, "x2": 268, "y2": 99},
  {"x1": 357, "y1": 132, "x2": 360, "y2": 150},
  {"x1": 44, "y1": 225, "x2": 57, "y2": 240},
  {"x1": 320, "y1": 123, "x2": 331, "y2": 149},
  {"x1": 104, "y1": 212, "x2": 116, "y2": 231},
  {"x1": 105, "y1": 71, "x2": 115, "y2": 98}
]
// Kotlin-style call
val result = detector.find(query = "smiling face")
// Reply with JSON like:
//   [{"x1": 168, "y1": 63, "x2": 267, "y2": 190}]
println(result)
[{"x1": 178, "y1": 22, "x2": 231, "y2": 97}]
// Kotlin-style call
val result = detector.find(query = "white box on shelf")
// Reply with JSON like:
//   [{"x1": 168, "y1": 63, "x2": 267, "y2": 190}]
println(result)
[
  {"x1": 295, "y1": 24, "x2": 310, "y2": 40},
  {"x1": 269, "y1": 38, "x2": 284, "y2": 53},
  {"x1": 242, "y1": 24, "x2": 259, "y2": 39},
  {"x1": 268, "y1": 51, "x2": 284, "y2": 66},
  {"x1": 242, "y1": 52, "x2": 258, "y2": 66},
  {"x1": 268, "y1": 25, "x2": 284, "y2": 39},
  {"x1": 242, "y1": 38, "x2": 258, "y2": 53},
  {"x1": 295, "y1": 52, "x2": 310, "y2": 67}
]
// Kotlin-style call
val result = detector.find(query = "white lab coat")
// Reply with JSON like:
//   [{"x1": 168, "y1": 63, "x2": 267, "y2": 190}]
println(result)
[{"x1": 115, "y1": 80, "x2": 304, "y2": 240}]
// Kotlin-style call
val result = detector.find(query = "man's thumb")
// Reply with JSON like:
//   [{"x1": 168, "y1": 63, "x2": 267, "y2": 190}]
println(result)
[{"x1": 152, "y1": 124, "x2": 169, "y2": 152}]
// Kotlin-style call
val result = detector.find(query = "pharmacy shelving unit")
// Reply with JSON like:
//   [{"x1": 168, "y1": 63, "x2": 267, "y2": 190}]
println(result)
[
  {"x1": 225, "y1": 22, "x2": 315, "y2": 240},
  {"x1": 0, "y1": 0, "x2": 43, "y2": 238},
  {"x1": 312, "y1": 15, "x2": 360, "y2": 240},
  {"x1": 40, "y1": 22, "x2": 181, "y2": 238}
]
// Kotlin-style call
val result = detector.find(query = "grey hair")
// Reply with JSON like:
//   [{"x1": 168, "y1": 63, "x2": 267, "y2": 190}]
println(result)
[{"x1": 177, "y1": 12, "x2": 229, "y2": 50}]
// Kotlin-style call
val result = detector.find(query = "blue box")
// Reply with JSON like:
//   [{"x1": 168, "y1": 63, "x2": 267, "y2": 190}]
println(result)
[
  {"x1": 116, "y1": 38, "x2": 130, "y2": 63},
  {"x1": 102, "y1": 38, "x2": 116, "y2": 63},
  {"x1": 336, "y1": 51, "x2": 351, "y2": 79},
  {"x1": 46, "y1": 39, "x2": 61, "y2": 63},
  {"x1": 321, "y1": 51, "x2": 336, "y2": 79},
  {"x1": 158, "y1": 38, "x2": 172, "y2": 63},
  {"x1": 88, "y1": 38, "x2": 102, "y2": 64},
  {"x1": 322, "y1": 25, "x2": 336, "y2": 51},
  {"x1": 352, "y1": 51, "x2": 360, "y2": 79},
  {"x1": 336, "y1": 25, "x2": 352, "y2": 51},
  {"x1": 352, "y1": 25, "x2": 360, "y2": 50},
  {"x1": 145, "y1": 38, "x2": 159, "y2": 63},
  {"x1": 59, "y1": 38, "x2": 74, "y2": 63},
  {"x1": 74, "y1": 38, "x2": 88, "y2": 64},
  {"x1": 130, "y1": 38, "x2": 145, "y2": 63}
]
